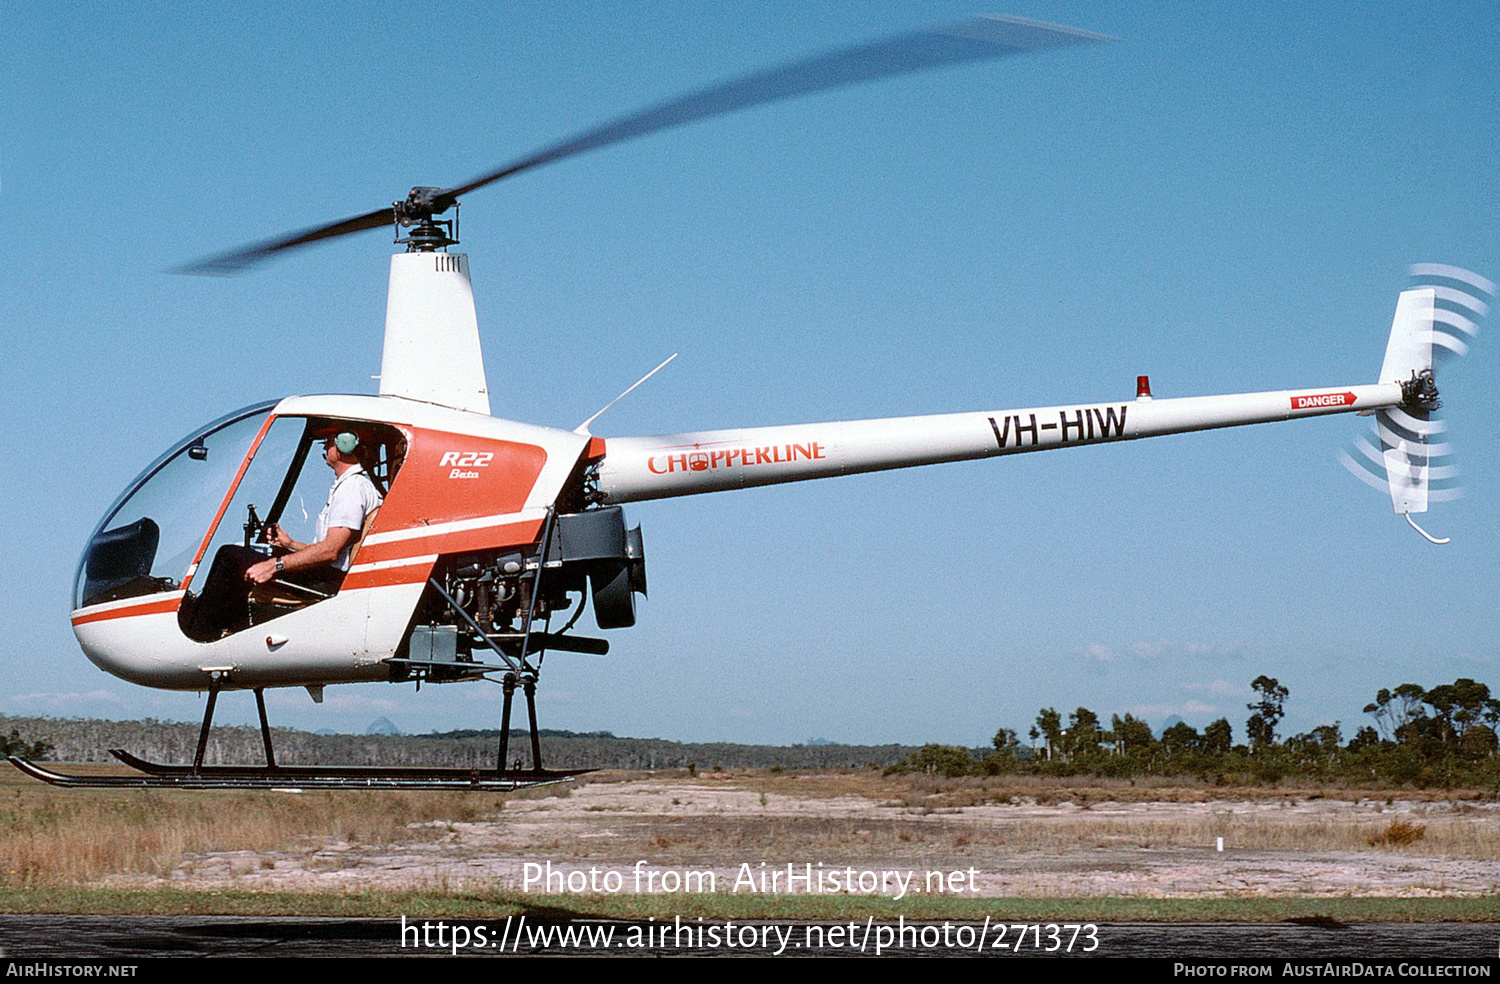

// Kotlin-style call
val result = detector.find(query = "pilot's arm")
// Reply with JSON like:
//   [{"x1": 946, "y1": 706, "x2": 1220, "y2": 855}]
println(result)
[{"x1": 245, "y1": 526, "x2": 355, "y2": 585}]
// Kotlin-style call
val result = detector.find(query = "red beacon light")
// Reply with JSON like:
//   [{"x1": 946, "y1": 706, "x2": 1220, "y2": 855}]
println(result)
[{"x1": 1136, "y1": 375, "x2": 1153, "y2": 401}]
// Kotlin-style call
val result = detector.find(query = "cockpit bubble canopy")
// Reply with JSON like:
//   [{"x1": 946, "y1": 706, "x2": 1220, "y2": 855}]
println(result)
[{"x1": 75, "y1": 402, "x2": 278, "y2": 610}]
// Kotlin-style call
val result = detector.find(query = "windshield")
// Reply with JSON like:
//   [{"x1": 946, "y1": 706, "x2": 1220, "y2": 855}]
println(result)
[
  {"x1": 73, "y1": 402, "x2": 277, "y2": 610},
  {"x1": 190, "y1": 415, "x2": 326, "y2": 575}
]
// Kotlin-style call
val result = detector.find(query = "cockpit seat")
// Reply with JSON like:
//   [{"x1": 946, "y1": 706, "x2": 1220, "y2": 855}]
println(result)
[{"x1": 80, "y1": 518, "x2": 163, "y2": 607}]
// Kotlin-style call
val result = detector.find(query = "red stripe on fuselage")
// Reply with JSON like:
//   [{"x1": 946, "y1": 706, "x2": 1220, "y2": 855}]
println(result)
[
  {"x1": 354, "y1": 519, "x2": 544, "y2": 565},
  {"x1": 342, "y1": 561, "x2": 438, "y2": 591},
  {"x1": 71, "y1": 596, "x2": 182, "y2": 626}
]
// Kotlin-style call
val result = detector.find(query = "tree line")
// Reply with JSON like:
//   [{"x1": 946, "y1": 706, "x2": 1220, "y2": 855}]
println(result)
[
  {"x1": 0, "y1": 715, "x2": 917, "y2": 771},
  {"x1": 4, "y1": 674, "x2": 1495, "y2": 786},
  {"x1": 890, "y1": 675, "x2": 1500, "y2": 787}
]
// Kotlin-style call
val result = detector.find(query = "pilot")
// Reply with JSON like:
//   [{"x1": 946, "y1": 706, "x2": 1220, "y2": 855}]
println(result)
[{"x1": 246, "y1": 430, "x2": 382, "y2": 590}]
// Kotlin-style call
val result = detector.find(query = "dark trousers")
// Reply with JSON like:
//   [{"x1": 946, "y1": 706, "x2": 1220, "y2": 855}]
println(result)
[{"x1": 181, "y1": 545, "x2": 344, "y2": 641}]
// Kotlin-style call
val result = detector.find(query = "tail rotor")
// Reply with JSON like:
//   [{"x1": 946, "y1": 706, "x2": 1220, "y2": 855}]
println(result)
[{"x1": 1338, "y1": 264, "x2": 1492, "y2": 543}]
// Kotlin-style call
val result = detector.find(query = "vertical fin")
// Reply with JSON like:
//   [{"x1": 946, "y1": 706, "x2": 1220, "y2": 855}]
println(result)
[
  {"x1": 1381, "y1": 439, "x2": 1428, "y2": 516},
  {"x1": 1377, "y1": 288, "x2": 1435, "y2": 385}
]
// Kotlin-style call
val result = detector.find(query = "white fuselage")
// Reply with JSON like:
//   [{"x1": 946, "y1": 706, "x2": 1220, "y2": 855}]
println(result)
[{"x1": 68, "y1": 249, "x2": 1428, "y2": 698}]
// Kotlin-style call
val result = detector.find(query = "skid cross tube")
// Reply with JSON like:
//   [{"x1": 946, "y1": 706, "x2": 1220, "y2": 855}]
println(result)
[
  {"x1": 524, "y1": 677, "x2": 543, "y2": 772},
  {"x1": 497, "y1": 673, "x2": 516, "y2": 775},
  {"x1": 254, "y1": 687, "x2": 277, "y2": 770},
  {"x1": 515, "y1": 506, "x2": 557, "y2": 675},
  {"x1": 192, "y1": 674, "x2": 225, "y2": 774},
  {"x1": 510, "y1": 507, "x2": 558, "y2": 774}
]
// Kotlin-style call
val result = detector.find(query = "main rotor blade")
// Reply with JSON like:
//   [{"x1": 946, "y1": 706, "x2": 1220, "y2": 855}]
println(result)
[
  {"x1": 178, "y1": 206, "x2": 397, "y2": 275},
  {"x1": 435, "y1": 16, "x2": 1110, "y2": 206},
  {"x1": 181, "y1": 15, "x2": 1110, "y2": 274}
]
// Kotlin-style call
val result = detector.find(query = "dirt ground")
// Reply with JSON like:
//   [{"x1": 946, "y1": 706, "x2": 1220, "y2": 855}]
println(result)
[{"x1": 101, "y1": 773, "x2": 1500, "y2": 898}]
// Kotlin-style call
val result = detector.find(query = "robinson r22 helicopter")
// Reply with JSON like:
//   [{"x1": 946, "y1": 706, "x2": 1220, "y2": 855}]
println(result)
[{"x1": 18, "y1": 16, "x2": 1492, "y2": 790}]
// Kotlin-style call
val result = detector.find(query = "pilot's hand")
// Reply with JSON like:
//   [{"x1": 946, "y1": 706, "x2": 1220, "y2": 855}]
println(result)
[
  {"x1": 245, "y1": 560, "x2": 278, "y2": 585},
  {"x1": 266, "y1": 524, "x2": 293, "y2": 550}
]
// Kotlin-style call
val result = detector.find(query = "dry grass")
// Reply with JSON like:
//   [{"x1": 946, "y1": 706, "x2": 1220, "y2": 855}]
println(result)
[
  {"x1": 733, "y1": 770, "x2": 1500, "y2": 807},
  {"x1": 0, "y1": 768, "x2": 507, "y2": 887},
  {"x1": 556, "y1": 771, "x2": 1500, "y2": 863},
  {"x1": 1368, "y1": 820, "x2": 1426, "y2": 848},
  {"x1": 502, "y1": 806, "x2": 1500, "y2": 863},
  {"x1": 4, "y1": 767, "x2": 1499, "y2": 895}
]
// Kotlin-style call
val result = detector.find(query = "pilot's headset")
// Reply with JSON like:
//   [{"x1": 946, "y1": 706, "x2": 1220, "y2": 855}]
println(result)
[{"x1": 331, "y1": 431, "x2": 361, "y2": 456}]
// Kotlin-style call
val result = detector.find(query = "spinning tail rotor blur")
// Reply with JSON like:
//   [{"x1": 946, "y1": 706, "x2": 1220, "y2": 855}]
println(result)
[{"x1": 1339, "y1": 264, "x2": 1494, "y2": 543}]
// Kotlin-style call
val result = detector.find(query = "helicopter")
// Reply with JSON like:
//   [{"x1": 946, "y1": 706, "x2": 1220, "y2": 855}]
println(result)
[{"x1": 15, "y1": 15, "x2": 1491, "y2": 790}]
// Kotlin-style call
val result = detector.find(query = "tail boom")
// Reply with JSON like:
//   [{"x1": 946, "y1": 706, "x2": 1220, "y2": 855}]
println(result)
[{"x1": 597, "y1": 383, "x2": 1401, "y2": 503}]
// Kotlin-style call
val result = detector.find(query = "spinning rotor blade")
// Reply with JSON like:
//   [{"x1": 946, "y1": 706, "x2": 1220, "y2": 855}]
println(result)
[
  {"x1": 1339, "y1": 264, "x2": 1493, "y2": 529},
  {"x1": 182, "y1": 15, "x2": 1110, "y2": 275},
  {"x1": 437, "y1": 16, "x2": 1110, "y2": 204},
  {"x1": 180, "y1": 207, "x2": 395, "y2": 276}
]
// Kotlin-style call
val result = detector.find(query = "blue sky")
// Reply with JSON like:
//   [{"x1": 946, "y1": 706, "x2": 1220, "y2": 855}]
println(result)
[{"x1": 2, "y1": 2, "x2": 1498, "y2": 746}]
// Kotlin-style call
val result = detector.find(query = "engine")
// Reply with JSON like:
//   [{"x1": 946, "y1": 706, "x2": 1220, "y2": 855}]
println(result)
[{"x1": 394, "y1": 506, "x2": 646, "y2": 682}]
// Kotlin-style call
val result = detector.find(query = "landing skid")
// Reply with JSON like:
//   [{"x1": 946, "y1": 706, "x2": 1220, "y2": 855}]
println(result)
[
  {"x1": 110, "y1": 748, "x2": 587, "y2": 784},
  {"x1": 10, "y1": 754, "x2": 571, "y2": 790},
  {"x1": 11, "y1": 667, "x2": 580, "y2": 791}
]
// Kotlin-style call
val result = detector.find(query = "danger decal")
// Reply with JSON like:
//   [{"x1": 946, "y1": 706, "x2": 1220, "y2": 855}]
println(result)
[{"x1": 1290, "y1": 392, "x2": 1356, "y2": 410}]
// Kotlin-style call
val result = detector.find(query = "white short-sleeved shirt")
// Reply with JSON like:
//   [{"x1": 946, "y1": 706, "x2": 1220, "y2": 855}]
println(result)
[{"x1": 316, "y1": 466, "x2": 383, "y2": 571}]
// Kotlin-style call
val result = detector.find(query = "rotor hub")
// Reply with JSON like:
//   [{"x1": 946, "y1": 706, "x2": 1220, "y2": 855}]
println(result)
[
  {"x1": 1400, "y1": 368, "x2": 1441, "y2": 413},
  {"x1": 394, "y1": 187, "x2": 458, "y2": 252}
]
